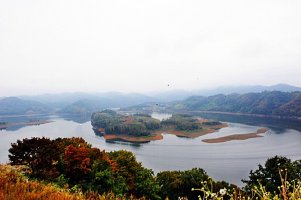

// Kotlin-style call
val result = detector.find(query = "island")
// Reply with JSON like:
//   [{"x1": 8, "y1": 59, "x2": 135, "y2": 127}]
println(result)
[
  {"x1": 91, "y1": 110, "x2": 227, "y2": 142},
  {"x1": 202, "y1": 128, "x2": 269, "y2": 143}
]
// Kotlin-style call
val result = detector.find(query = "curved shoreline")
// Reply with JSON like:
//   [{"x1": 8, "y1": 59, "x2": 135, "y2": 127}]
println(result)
[
  {"x1": 202, "y1": 128, "x2": 269, "y2": 143},
  {"x1": 0, "y1": 120, "x2": 53, "y2": 129},
  {"x1": 190, "y1": 111, "x2": 301, "y2": 121}
]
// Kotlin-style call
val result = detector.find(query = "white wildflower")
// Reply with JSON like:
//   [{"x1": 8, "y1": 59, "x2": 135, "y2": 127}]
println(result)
[{"x1": 219, "y1": 188, "x2": 227, "y2": 196}]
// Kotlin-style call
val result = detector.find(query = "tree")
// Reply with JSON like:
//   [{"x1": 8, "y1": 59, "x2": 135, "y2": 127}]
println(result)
[
  {"x1": 180, "y1": 168, "x2": 209, "y2": 199},
  {"x1": 134, "y1": 168, "x2": 160, "y2": 199},
  {"x1": 8, "y1": 137, "x2": 105, "y2": 184},
  {"x1": 242, "y1": 156, "x2": 301, "y2": 194},
  {"x1": 108, "y1": 150, "x2": 142, "y2": 193},
  {"x1": 157, "y1": 168, "x2": 210, "y2": 199},
  {"x1": 89, "y1": 151, "x2": 118, "y2": 194},
  {"x1": 157, "y1": 171, "x2": 183, "y2": 199},
  {"x1": 63, "y1": 145, "x2": 102, "y2": 184},
  {"x1": 9, "y1": 137, "x2": 61, "y2": 179},
  {"x1": 108, "y1": 150, "x2": 160, "y2": 198}
]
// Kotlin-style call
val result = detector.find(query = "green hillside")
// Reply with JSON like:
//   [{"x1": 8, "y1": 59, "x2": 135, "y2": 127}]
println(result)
[{"x1": 171, "y1": 91, "x2": 301, "y2": 117}]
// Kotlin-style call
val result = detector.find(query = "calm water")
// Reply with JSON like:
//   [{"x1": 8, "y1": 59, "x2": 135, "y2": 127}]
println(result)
[{"x1": 1, "y1": 113, "x2": 301, "y2": 186}]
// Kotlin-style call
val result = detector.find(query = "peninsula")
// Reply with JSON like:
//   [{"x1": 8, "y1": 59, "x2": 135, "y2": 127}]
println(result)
[
  {"x1": 0, "y1": 120, "x2": 52, "y2": 130},
  {"x1": 91, "y1": 110, "x2": 227, "y2": 142}
]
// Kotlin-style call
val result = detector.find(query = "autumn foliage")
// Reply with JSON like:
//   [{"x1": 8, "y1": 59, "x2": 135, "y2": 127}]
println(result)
[
  {"x1": 8, "y1": 137, "x2": 157, "y2": 199},
  {"x1": 7, "y1": 137, "x2": 244, "y2": 199},
  {"x1": 0, "y1": 164, "x2": 83, "y2": 200},
  {"x1": 0, "y1": 163, "x2": 141, "y2": 200},
  {"x1": 5, "y1": 137, "x2": 301, "y2": 199}
]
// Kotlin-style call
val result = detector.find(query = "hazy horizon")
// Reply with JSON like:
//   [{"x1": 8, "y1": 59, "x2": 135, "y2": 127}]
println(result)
[
  {"x1": 0, "y1": 83, "x2": 299, "y2": 98},
  {"x1": 1, "y1": 0, "x2": 301, "y2": 96}
]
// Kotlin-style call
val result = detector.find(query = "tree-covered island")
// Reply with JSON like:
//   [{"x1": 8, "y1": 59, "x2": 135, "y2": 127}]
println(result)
[{"x1": 91, "y1": 110, "x2": 227, "y2": 142}]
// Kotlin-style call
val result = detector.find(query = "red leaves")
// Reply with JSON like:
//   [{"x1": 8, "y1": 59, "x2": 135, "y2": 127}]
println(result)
[
  {"x1": 64, "y1": 145, "x2": 93, "y2": 178},
  {"x1": 101, "y1": 151, "x2": 117, "y2": 172},
  {"x1": 63, "y1": 144, "x2": 117, "y2": 182}
]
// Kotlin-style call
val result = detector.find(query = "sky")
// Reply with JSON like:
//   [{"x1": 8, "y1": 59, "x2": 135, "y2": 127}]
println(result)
[{"x1": 0, "y1": 0, "x2": 301, "y2": 96}]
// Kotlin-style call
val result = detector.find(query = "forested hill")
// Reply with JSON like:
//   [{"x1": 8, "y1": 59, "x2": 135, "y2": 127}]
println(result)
[
  {"x1": 170, "y1": 91, "x2": 301, "y2": 117},
  {"x1": 0, "y1": 97, "x2": 50, "y2": 115}
]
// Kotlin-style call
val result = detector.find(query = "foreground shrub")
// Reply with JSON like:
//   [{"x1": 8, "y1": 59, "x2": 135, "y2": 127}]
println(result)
[
  {"x1": 157, "y1": 168, "x2": 237, "y2": 200},
  {"x1": 242, "y1": 156, "x2": 301, "y2": 194}
]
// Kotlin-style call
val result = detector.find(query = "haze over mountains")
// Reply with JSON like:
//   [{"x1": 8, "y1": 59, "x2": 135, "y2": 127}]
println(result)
[
  {"x1": 0, "y1": 84, "x2": 301, "y2": 116},
  {"x1": 173, "y1": 91, "x2": 301, "y2": 117},
  {"x1": 0, "y1": 97, "x2": 50, "y2": 115},
  {"x1": 153, "y1": 83, "x2": 301, "y2": 102}
]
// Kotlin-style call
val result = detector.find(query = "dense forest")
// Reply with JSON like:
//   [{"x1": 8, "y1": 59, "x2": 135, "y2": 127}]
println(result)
[
  {"x1": 171, "y1": 91, "x2": 301, "y2": 117},
  {"x1": 161, "y1": 114, "x2": 205, "y2": 131},
  {"x1": 3, "y1": 137, "x2": 301, "y2": 199},
  {"x1": 91, "y1": 110, "x2": 161, "y2": 137},
  {"x1": 91, "y1": 110, "x2": 216, "y2": 137},
  {"x1": 124, "y1": 91, "x2": 301, "y2": 119}
]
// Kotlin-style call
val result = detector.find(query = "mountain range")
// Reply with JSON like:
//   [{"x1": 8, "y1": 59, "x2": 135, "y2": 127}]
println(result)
[
  {"x1": 0, "y1": 92, "x2": 156, "y2": 115},
  {"x1": 170, "y1": 91, "x2": 301, "y2": 118},
  {"x1": 0, "y1": 83, "x2": 300, "y2": 116},
  {"x1": 152, "y1": 83, "x2": 301, "y2": 101},
  {"x1": 0, "y1": 97, "x2": 50, "y2": 115}
]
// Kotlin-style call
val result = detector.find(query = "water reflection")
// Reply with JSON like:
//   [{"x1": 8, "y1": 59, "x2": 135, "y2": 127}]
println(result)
[
  {"x1": 58, "y1": 113, "x2": 91, "y2": 124},
  {"x1": 191, "y1": 112, "x2": 301, "y2": 133},
  {"x1": 151, "y1": 112, "x2": 172, "y2": 121},
  {"x1": 105, "y1": 140, "x2": 143, "y2": 148}
]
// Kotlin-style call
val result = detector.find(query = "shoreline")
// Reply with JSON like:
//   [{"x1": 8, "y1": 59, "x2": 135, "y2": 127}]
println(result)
[
  {"x1": 0, "y1": 113, "x2": 55, "y2": 118},
  {"x1": 202, "y1": 128, "x2": 269, "y2": 143},
  {"x1": 189, "y1": 111, "x2": 301, "y2": 121},
  {"x1": 102, "y1": 123, "x2": 228, "y2": 143},
  {"x1": 0, "y1": 120, "x2": 53, "y2": 129}
]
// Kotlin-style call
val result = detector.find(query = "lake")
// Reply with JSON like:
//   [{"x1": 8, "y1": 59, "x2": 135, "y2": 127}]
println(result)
[{"x1": 1, "y1": 112, "x2": 301, "y2": 186}]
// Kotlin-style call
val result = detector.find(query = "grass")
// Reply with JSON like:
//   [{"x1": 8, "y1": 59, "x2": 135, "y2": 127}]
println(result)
[
  {"x1": 0, "y1": 164, "x2": 82, "y2": 200},
  {"x1": 0, "y1": 164, "x2": 134, "y2": 200}
]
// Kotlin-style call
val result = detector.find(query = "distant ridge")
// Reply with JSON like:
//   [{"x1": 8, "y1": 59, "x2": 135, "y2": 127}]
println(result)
[
  {"x1": 152, "y1": 84, "x2": 301, "y2": 101},
  {"x1": 1, "y1": 84, "x2": 300, "y2": 115},
  {"x1": 124, "y1": 91, "x2": 301, "y2": 119},
  {"x1": 0, "y1": 97, "x2": 50, "y2": 115},
  {"x1": 0, "y1": 92, "x2": 157, "y2": 115},
  {"x1": 170, "y1": 91, "x2": 301, "y2": 118},
  {"x1": 197, "y1": 83, "x2": 301, "y2": 96}
]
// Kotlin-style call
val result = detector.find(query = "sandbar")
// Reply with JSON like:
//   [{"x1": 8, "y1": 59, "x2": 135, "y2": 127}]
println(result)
[{"x1": 202, "y1": 128, "x2": 269, "y2": 143}]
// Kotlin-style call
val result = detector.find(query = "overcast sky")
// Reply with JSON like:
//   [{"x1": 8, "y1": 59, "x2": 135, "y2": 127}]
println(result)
[{"x1": 0, "y1": 0, "x2": 301, "y2": 96}]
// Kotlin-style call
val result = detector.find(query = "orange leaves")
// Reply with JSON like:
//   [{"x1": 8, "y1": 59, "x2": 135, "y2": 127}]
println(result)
[
  {"x1": 101, "y1": 151, "x2": 117, "y2": 172},
  {"x1": 64, "y1": 145, "x2": 93, "y2": 180}
]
